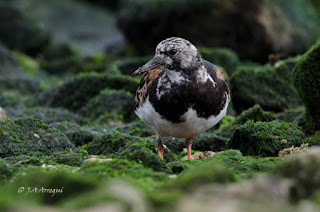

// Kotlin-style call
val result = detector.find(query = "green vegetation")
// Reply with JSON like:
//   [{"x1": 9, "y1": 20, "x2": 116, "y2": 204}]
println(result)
[{"x1": 228, "y1": 120, "x2": 303, "y2": 156}]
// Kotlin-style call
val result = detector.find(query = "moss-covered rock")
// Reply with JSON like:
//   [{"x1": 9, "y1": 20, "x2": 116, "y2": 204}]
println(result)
[
  {"x1": 228, "y1": 120, "x2": 303, "y2": 156},
  {"x1": 216, "y1": 104, "x2": 274, "y2": 138},
  {"x1": 230, "y1": 63, "x2": 301, "y2": 113},
  {"x1": 42, "y1": 73, "x2": 139, "y2": 111},
  {"x1": 0, "y1": 117, "x2": 75, "y2": 157},
  {"x1": 0, "y1": 158, "x2": 15, "y2": 184},
  {"x1": 0, "y1": 76, "x2": 41, "y2": 94},
  {"x1": 118, "y1": 0, "x2": 318, "y2": 62},
  {"x1": 79, "y1": 159, "x2": 168, "y2": 181},
  {"x1": 116, "y1": 121, "x2": 155, "y2": 137},
  {"x1": 0, "y1": 91, "x2": 36, "y2": 108},
  {"x1": 275, "y1": 107, "x2": 304, "y2": 123},
  {"x1": 0, "y1": 167, "x2": 98, "y2": 208},
  {"x1": 6, "y1": 107, "x2": 81, "y2": 124},
  {"x1": 115, "y1": 143, "x2": 170, "y2": 172},
  {"x1": 85, "y1": 130, "x2": 139, "y2": 157},
  {"x1": 114, "y1": 55, "x2": 152, "y2": 76},
  {"x1": 0, "y1": 4, "x2": 51, "y2": 56},
  {"x1": 4, "y1": 152, "x2": 86, "y2": 167},
  {"x1": 198, "y1": 47, "x2": 240, "y2": 75},
  {"x1": 273, "y1": 148, "x2": 320, "y2": 201},
  {"x1": 302, "y1": 135, "x2": 320, "y2": 147},
  {"x1": 292, "y1": 41, "x2": 320, "y2": 129},
  {"x1": 170, "y1": 159, "x2": 237, "y2": 191},
  {"x1": 0, "y1": 44, "x2": 24, "y2": 76},
  {"x1": 79, "y1": 89, "x2": 135, "y2": 122}
]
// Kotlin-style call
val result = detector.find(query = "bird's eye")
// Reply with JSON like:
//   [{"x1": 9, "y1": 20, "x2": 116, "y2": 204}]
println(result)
[{"x1": 168, "y1": 49, "x2": 177, "y2": 56}]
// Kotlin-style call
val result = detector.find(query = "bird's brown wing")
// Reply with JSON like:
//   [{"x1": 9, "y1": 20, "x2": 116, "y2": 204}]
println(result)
[{"x1": 135, "y1": 69, "x2": 163, "y2": 108}]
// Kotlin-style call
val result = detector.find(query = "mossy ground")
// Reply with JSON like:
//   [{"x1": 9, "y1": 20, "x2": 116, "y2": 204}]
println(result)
[{"x1": 1, "y1": 1, "x2": 320, "y2": 210}]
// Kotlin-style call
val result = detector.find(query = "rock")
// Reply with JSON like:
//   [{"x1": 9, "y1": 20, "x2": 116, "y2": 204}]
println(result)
[
  {"x1": 0, "y1": 44, "x2": 23, "y2": 76},
  {"x1": 176, "y1": 175, "x2": 294, "y2": 212},
  {"x1": 0, "y1": 107, "x2": 6, "y2": 120},
  {"x1": 113, "y1": 56, "x2": 152, "y2": 76},
  {"x1": 292, "y1": 41, "x2": 320, "y2": 129},
  {"x1": 79, "y1": 89, "x2": 135, "y2": 122},
  {"x1": 115, "y1": 121, "x2": 155, "y2": 137},
  {"x1": 302, "y1": 135, "x2": 320, "y2": 147},
  {"x1": 0, "y1": 76, "x2": 41, "y2": 94},
  {"x1": 79, "y1": 159, "x2": 168, "y2": 181},
  {"x1": 13, "y1": 0, "x2": 122, "y2": 56},
  {"x1": 0, "y1": 3, "x2": 51, "y2": 56},
  {"x1": 170, "y1": 159, "x2": 237, "y2": 191},
  {"x1": 0, "y1": 158, "x2": 14, "y2": 184},
  {"x1": 278, "y1": 143, "x2": 309, "y2": 157},
  {"x1": 275, "y1": 107, "x2": 304, "y2": 123},
  {"x1": 117, "y1": 0, "x2": 318, "y2": 62},
  {"x1": 41, "y1": 73, "x2": 139, "y2": 111},
  {"x1": 85, "y1": 130, "x2": 140, "y2": 157},
  {"x1": 228, "y1": 120, "x2": 303, "y2": 156},
  {"x1": 49, "y1": 121, "x2": 97, "y2": 146},
  {"x1": 273, "y1": 147, "x2": 320, "y2": 201},
  {"x1": 6, "y1": 107, "x2": 81, "y2": 124},
  {"x1": 116, "y1": 143, "x2": 170, "y2": 172},
  {"x1": 230, "y1": 63, "x2": 301, "y2": 113},
  {"x1": 0, "y1": 91, "x2": 36, "y2": 108},
  {"x1": 0, "y1": 117, "x2": 74, "y2": 157},
  {"x1": 198, "y1": 47, "x2": 240, "y2": 76},
  {"x1": 216, "y1": 104, "x2": 274, "y2": 138}
]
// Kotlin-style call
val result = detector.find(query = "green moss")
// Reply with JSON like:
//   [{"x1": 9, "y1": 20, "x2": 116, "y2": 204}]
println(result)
[
  {"x1": 0, "y1": 167, "x2": 98, "y2": 209},
  {"x1": 198, "y1": 47, "x2": 240, "y2": 76},
  {"x1": 79, "y1": 89, "x2": 135, "y2": 122},
  {"x1": 302, "y1": 135, "x2": 320, "y2": 146},
  {"x1": 12, "y1": 51, "x2": 39, "y2": 74},
  {"x1": 0, "y1": 90, "x2": 36, "y2": 108},
  {"x1": 0, "y1": 4, "x2": 51, "y2": 56},
  {"x1": 85, "y1": 130, "x2": 139, "y2": 156},
  {"x1": 228, "y1": 120, "x2": 303, "y2": 156},
  {"x1": 292, "y1": 41, "x2": 320, "y2": 129},
  {"x1": 216, "y1": 104, "x2": 274, "y2": 138},
  {"x1": 170, "y1": 158, "x2": 237, "y2": 191},
  {"x1": 116, "y1": 121, "x2": 155, "y2": 137},
  {"x1": 113, "y1": 55, "x2": 152, "y2": 76},
  {"x1": 115, "y1": 143, "x2": 170, "y2": 172},
  {"x1": 230, "y1": 63, "x2": 301, "y2": 113},
  {"x1": 79, "y1": 159, "x2": 168, "y2": 181},
  {"x1": 9, "y1": 107, "x2": 81, "y2": 124},
  {"x1": 0, "y1": 158, "x2": 15, "y2": 184},
  {"x1": 0, "y1": 117, "x2": 75, "y2": 157},
  {"x1": 0, "y1": 76, "x2": 41, "y2": 94},
  {"x1": 44, "y1": 72, "x2": 139, "y2": 111}
]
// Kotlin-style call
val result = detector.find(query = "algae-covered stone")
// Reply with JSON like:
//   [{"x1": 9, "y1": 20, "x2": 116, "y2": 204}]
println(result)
[
  {"x1": 216, "y1": 104, "x2": 274, "y2": 138},
  {"x1": 292, "y1": 41, "x2": 320, "y2": 128},
  {"x1": 0, "y1": 91, "x2": 36, "y2": 108},
  {"x1": 116, "y1": 143, "x2": 169, "y2": 172},
  {"x1": 43, "y1": 73, "x2": 139, "y2": 111},
  {"x1": 79, "y1": 89, "x2": 135, "y2": 122},
  {"x1": 273, "y1": 148, "x2": 320, "y2": 201},
  {"x1": 198, "y1": 47, "x2": 240, "y2": 75},
  {"x1": 7, "y1": 107, "x2": 81, "y2": 124},
  {"x1": 0, "y1": 44, "x2": 23, "y2": 76},
  {"x1": 302, "y1": 135, "x2": 320, "y2": 147},
  {"x1": 228, "y1": 120, "x2": 303, "y2": 156},
  {"x1": 171, "y1": 159, "x2": 237, "y2": 191},
  {"x1": 230, "y1": 64, "x2": 301, "y2": 113},
  {"x1": 114, "y1": 55, "x2": 152, "y2": 76},
  {"x1": 0, "y1": 158, "x2": 14, "y2": 184},
  {"x1": 0, "y1": 117, "x2": 75, "y2": 157},
  {"x1": 79, "y1": 159, "x2": 168, "y2": 181},
  {"x1": 115, "y1": 121, "x2": 155, "y2": 137},
  {"x1": 85, "y1": 130, "x2": 139, "y2": 156},
  {"x1": 0, "y1": 76, "x2": 41, "y2": 94},
  {"x1": 0, "y1": 4, "x2": 50, "y2": 56},
  {"x1": 0, "y1": 167, "x2": 98, "y2": 206},
  {"x1": 118, "y1": 0, "x2": 318, "y2": 62}
]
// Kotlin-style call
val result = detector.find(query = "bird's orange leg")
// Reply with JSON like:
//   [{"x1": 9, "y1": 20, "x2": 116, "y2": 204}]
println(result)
[
  {"x1": 186, "y1": 138, "x2": 193, "y2": 160},
  {"x1": 157, "y1": 137, "x2": 165, "y2": 160}
]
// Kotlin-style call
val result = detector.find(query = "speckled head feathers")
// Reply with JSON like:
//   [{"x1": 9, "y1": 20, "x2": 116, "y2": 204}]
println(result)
[{"x1": 155, "y1": 37, "x2": 202, "y2": 71}]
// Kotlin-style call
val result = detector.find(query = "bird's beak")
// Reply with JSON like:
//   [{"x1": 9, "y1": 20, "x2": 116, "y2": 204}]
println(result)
[{"x1": 132, "y1": 57, "x2": 161, "y2": 76}]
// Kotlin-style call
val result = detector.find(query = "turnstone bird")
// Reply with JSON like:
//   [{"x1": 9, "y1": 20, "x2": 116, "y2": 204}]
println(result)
[{"x1": 133, "y1": 37, "x2": 230, "y2": 160}]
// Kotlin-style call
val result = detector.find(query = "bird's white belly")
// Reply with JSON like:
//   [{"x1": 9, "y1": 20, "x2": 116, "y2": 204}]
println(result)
[{"x1": 135, "y1": 96, "x2": 228, "y2": 138}]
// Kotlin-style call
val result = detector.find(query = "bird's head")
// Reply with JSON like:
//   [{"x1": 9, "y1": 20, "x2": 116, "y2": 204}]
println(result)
[{"x1": 132, "y1": 37, "x2": 202, "y2": 76}]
